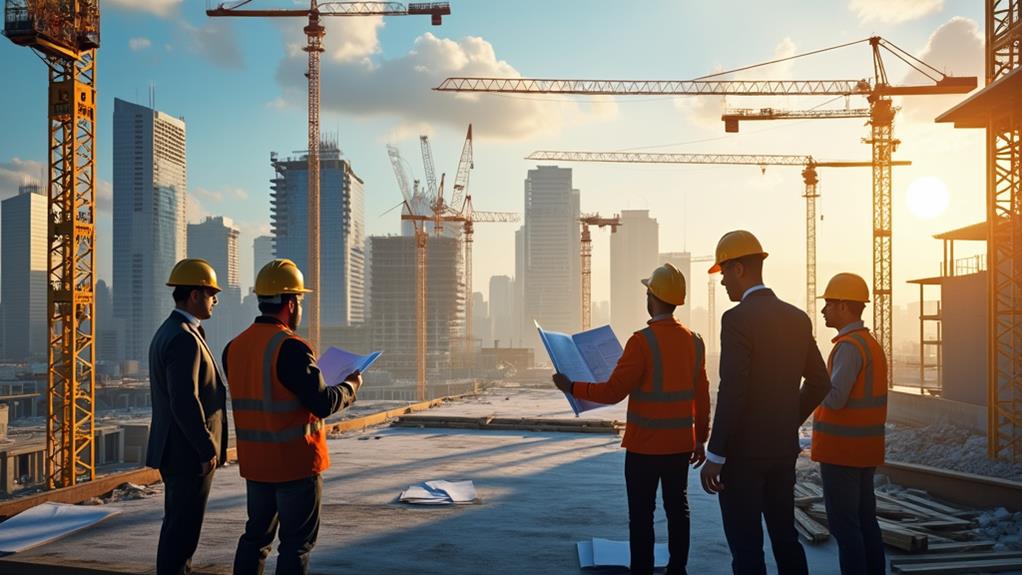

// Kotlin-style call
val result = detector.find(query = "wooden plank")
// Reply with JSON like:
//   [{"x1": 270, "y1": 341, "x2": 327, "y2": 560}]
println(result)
[
  {"x1": 794, "y1": 507, "x2": 829, "y2": 543},
  {"x1": 876, "y1": 494, "x2": 973, "y2": 529},
  {"x1": 880, "y1": 460, "x2": 1022, "y2": 512},
  {"x1": 892, "y1": 558, "x2": 1022, "y2": 574},
  {"x1": 891, "y1": 550, "x2": 1022, "y2": 566},
  {"x1": 925, "y1": 540, "x2": 997, "y2": 553},
  {"x1": 877, "y1": 518, "x2": 929, "y2": 552}
]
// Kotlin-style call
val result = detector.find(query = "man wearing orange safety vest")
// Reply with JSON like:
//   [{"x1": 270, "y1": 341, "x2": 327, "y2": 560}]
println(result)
[
  {"x1": 223, "y1": 259, "x2": 362, "y2": 575},
  {"x1": 814, "y1": 273, "x2": 888, "y2": 575},
  {"x1": 553, "y1": 262, "x2": 710, "y2": 575}
]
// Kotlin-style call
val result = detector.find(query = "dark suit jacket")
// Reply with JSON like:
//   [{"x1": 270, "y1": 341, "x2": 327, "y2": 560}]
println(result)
[
  {"x1": 708, "y1": 288, "x2": 830, "y2": 460},
  {"x1": 146, "y1": 310, "x2": 229, "y2": 475}
]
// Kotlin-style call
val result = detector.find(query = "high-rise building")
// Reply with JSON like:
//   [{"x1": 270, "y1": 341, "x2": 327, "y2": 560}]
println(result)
[
  {"x1": 368, "y1": 235, "x2": 463, "y2": 378},
  {"x1": 188, "y1": 216, "x2": 242, "y2": 356},
  {"x1": 0, "y1": 185, "x2": 47, "y2": 361},
  {"x1": 270, "y1": 142, "x2": 365, "y2": 327},
  {"x1": 252, "y1": 235, "x2": 274, "y2": 286},
  {"x1": 113, "y1": 98, "x2": 187, "y2": 365},
  {"x1": 660, "y1": 251, "x2": 693, "y2": 328},
  {"x1": 471, "y1": 291, "x2": 489, "y2": 347},
  {"x1": 519, "y1": 166, "x2": 581, "y2": 352},
  {"x1": 95, "y1": 279, "x2": 121, "y2": 364},
  {"x1": 610, "y1": 210, "x2": 659, "y2": 337},
  {"x1": 489, "y1": 275, "x2": 514, "y2": 347}
]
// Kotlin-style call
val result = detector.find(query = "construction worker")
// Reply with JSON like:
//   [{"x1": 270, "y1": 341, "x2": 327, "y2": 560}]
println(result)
[
  {"x1": 223, "y1": 258, "x2": 361, "y2": 575},
  {"x1": 553, "y1": 262, "x2": 710, "y2": 575},
  {"x1": 699, "y1": 230, "x2": 831, "y2": 575},
  {"x1": 814, "y1": 273, "x2": 888, "y2": 575},
  {"x1": 147, "y1": 258, "x2": 229, "y2": 575}
]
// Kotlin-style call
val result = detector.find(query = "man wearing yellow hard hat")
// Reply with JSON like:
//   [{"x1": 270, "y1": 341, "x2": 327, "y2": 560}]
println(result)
[
  {"x1": 700, "y1": 230, "x2": 830, "y2": 575},
  {"x1": 223, "y1": 258, "x2": 361, "y2": 574},
  {"x1": 813, "y1": 273, "x2": 887, "y2": 575},
  {"x1": 147, "y1": 258, "x2": 229, "y2": 575},
  {"x1": 553, "y1": 262, "x2": 710, "y2": 575}
]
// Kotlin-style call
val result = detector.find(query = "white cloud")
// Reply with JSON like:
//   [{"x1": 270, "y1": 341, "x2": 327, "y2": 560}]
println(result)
[
  {"x1": 275, "y1": 31, "x2": 616, "y2": 140},
  {"x1": 849, "y1": 0, "x2": 943, "y2": 24},
  {"x1": 129, "y1": 37, "x2": 151, "y2": 52},
  {"x1": 899, "y1": 17, "x2": 983, "y2": 122},
  {"x1": 106, "y1": 0, "x2": 181, "y2": 17},
  {"x1": 181, "y1": 21, "x2": 244, "y2": 70},
  {"x1": 0, "y1": 158, "x2": 44, "y2": 200}
]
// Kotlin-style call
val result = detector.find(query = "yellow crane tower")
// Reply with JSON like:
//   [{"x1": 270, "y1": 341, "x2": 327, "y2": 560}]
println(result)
[
  {"x1": 528, "y1": 151, "x2": 910, "y2": 337},
  {"x1": 208, "y1": 0, "x2": 450, "y2": 351},
  {"x1": 437, "y1": 35, "x2": 975, "y2": 387},
  {"x1": 579, "y1": 214, "x2": 620, "y2": 331},
  {"x1": 4, "y1": 0, "x2": 100, "y2": 489}
]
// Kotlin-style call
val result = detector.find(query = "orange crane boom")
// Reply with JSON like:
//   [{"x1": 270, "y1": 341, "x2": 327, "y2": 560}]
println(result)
[
  {"x1": 209, "y1": 0, "x2": 449, "y2": 352},
  {"x1": 527, "y1": 151, "x2": 911, "y2": 337},
  {"x1": 4, "y1": 0, "x2": 101, "y2": 489},
  {"x1": 442, "y1": 35, "x2": 975, "y2": 387}
]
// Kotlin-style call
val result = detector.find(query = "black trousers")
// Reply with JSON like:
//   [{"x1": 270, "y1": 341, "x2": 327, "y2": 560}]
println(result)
[
  {"x1": 234, "y1": 474, "x2": 322, "y2": 575},
  {"x1": 157, "y1": 469, "x2": 215, "y2": 575},
  {"x1": 820, "y1": 463, "x2": 886, "y2": 575},
  {"x1": 625, "y1": 451, "x2": 692, "y2": 575},
  {"x1": 718, "y1": 456, "x2": 807, "y2": 575}
]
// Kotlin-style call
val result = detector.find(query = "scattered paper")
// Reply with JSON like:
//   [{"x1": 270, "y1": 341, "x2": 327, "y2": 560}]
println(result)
[
  {"x1": 576, "y1": 538, "x2": 668, "y2": 569},
  {"x1": 536, "y1": 321, "x2": 622, "y2": 415},
  {"x1": 318, "y1": 347, "x2": 382, "y2": 387},
  {"x1": 0, "y1": 502, "x2": 120, "y2": 554},
  {"x1": 399, "y1": 480, "x2": 477, "y2": 505}
]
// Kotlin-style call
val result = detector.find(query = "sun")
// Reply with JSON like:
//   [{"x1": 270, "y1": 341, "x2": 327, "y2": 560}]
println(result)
[{"x1": 906, "y1": 176, "x2": 950, "y2": 220}]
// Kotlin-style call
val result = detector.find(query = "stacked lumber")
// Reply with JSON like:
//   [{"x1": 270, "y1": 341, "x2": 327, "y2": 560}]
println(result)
[
  {"x1": 796, "y1": 481, "x2": 992, "y2": 553},
  {"x1": 890, "y1": 551, "x2": 1022, "y2": 574},
  {"x1": 390, "y1": 414, "x2": 624, "y2": 434}
]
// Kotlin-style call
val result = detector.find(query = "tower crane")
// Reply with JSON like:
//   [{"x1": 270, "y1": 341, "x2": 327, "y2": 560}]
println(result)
[
  {"x1": 690, "y1": 255, "x2": 717, "y2": 353},
  {"x1": 4, "y1": 0, "x2": 100, "y2": 489},
  {"x1": 439, "y1": 35, "x2": 976, "y2": 386},
  {"x1": 580, "y1": 214, "x2": 621, "y2": 330},
  {"x1": 208, "y1": 1, "x2": 450, "y2": 352},
  {"x1": 527, "y1": 151, "x2": 911, "y2": 337},
  {"x1": 722, "y1": 107, "x2": 873, "y2": 132}
]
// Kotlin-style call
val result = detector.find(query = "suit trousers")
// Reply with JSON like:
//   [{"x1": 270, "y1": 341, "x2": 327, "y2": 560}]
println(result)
[
  {"x1": 718, "y1": 456, "x2": 807, "y2": 575},
  {"x1": 625, "y1": 451, "x2": 692, "y2": 575},
  {"x1": 820, "y1": 463, "x2": 886, "y2": 575},
  {"x1": 157, "y1": 469, "x2": 215, "y2": 575},
  {"x1": 234, "y1": 474, "x2": 322, "y2": 575}
]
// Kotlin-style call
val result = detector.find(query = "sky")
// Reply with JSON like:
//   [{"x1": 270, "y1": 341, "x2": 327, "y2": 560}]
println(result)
[{"x1": 0, "y1": 0, "x2": 987, "y2": 348}]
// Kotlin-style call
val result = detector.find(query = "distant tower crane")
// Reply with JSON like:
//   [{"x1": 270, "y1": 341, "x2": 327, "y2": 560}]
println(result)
[
  {"x1": 4, "y1": 0, "x2": 101, "y2": 489},
  {"x1": 208, "y1": 0, "x2": 450, "y2": 352},
  {"x1": 721, "y1": 106, "x2": 873, "y2": 132},
  {"x1": 579, "y1": 214, "x2": 621, "y2": 330},
  {"x1": 528, "y1": 151, "x2": 910, "y2": 337},
  {"x1": 441, "y1": 36, "x2": 975, "y2": 386}
]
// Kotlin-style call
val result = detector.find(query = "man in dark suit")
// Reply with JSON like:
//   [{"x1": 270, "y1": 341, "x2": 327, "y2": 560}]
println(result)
[
  {"x1": 699, "y1": 230, "x2": 830, "y2": 575},
  {"x1": 147, "y1": 258, "x2": 229, "y2": 575}
]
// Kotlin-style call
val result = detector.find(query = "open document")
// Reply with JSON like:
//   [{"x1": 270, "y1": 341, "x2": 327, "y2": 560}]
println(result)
[
  {"x1": 318, "y1": 347, "x2": 382, "y2": 387},
  {"x1": 536, "y1": 321, "x2": 623, "y2": 415}
]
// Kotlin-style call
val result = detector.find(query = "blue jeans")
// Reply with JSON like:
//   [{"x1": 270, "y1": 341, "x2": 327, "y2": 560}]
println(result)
[{"x1": 820, "y1": 463, "x2": 886, "y2": 575}]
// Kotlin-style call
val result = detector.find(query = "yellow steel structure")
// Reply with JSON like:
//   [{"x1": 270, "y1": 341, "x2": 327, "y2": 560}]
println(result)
[
  {"x1": 528, "y1": 151, "x2": 909, "y2": 338},
  {"x1": 937, "y1": 0, "x2": 1022, "y2": 461},
  {"x1": 439, "y1": 36, "x2": 974, "y2": 387},
  {"x1": 579, "y1": 214, "x2": 620, "y2": 331},
  {"x1": 4, "y1": 0, "x2": 100, "y2": 489},
  {"x1": 208, "y1": 1, "x2": 449, "y2": 352}
]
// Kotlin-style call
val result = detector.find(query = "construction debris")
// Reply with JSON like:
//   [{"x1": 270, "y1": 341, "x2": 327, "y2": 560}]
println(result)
[
  {"x1": 890, "y1": 551, "x2": 1022, "y2": 574},
  {"x1": 391, "y1": 414, "x2": 623, "y2": 434},
  {"x1": 886, "y1": 422, "x2": 1022, "y2": 481},
  {"x1": 398, "y1": 480, "x2": 478, "y2": 505}
]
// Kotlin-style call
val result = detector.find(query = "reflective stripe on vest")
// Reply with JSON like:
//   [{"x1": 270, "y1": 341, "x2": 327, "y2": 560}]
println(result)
[
  {"x1": 625, "y1": 328, "x2": 700, "y2": 430},
  {"x1": 812, "y1": 421, "x2": 885, "y2": 438},
  {"x1": 840, "y1": 333, "x2": 888, "y2": 409},
  {"x1": 232, "y1": 329, "x2": 319, "y2": 443}
]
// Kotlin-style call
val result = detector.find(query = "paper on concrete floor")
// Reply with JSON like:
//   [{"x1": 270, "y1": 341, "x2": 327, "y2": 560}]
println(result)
[
  {"x1": 536, "y1": 321, "x2": 623, "y2": 415},
  {"x1": 399, "y1": 480, "x2": 477, "y2": 504},
  {"x1": 318, "y1": 346, "x2": 382, "y2": 387},
  {"x1": 576, "y1": 538, "x2": 668, "y2": 569},
  {"x1": 0, "y1": 502, "x2": 120, "y2": 554}
]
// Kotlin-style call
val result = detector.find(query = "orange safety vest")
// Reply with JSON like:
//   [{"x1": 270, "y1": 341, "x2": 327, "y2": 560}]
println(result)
[
  {"x1": 623, "y1": 327, "x2": 704, "y2": 455},
  {"x1": 226, "y1": 321, "x2": 329, "y2": 483},
  {"x1": 812, "y1": 327, "x2": 888, "y2": 467}
]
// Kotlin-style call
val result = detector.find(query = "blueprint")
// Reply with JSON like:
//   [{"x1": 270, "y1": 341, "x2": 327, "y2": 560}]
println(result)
[
  {"x1": 536, "y1": 321, "x2": 623, "y2": 415},
  {"x1": 318, "y1": 347, "x2": 382, "y2": 387}
]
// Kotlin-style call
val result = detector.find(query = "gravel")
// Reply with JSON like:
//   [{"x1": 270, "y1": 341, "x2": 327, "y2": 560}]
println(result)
[{"x1": 885, "y1": 421, "x2": 1022, "y2": 481}]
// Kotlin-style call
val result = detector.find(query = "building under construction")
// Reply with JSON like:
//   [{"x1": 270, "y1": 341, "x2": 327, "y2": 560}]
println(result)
[{"x1": 368, "y1": 235, "x2": 464, "y2": 380}]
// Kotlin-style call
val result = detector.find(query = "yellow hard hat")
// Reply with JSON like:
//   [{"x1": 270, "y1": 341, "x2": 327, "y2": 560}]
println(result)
[
  {"x1": 166, "y1": 258, "x2": 221, "y2": 292},
  {"x1": 255, "y1": 258, "x2": 313, "y2": 297},
  {"x1": 641, "y1": 262, "x2": 686, "y2": 306},
  {"x1": 709, "y1": 230, "x2": 769, "y2": 273},
  {"x1": 820, "y1": 272, "x2": 870, "y2": 303}
]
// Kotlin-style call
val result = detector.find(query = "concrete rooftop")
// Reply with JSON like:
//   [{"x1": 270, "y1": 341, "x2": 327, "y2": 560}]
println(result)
[{"x1": 1, "y1": 387, "x2": 853, "y2": 574}]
